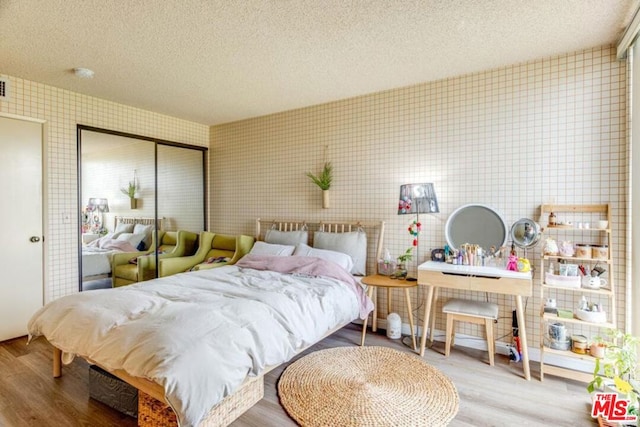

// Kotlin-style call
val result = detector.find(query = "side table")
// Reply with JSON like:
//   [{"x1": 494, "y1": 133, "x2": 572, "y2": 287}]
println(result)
[{"x1": 360, "y1": 274, "x2": 418, "y2": 351}]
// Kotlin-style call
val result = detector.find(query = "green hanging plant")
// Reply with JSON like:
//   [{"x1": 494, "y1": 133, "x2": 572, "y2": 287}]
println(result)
[
  {"x1": 120, "y1": 180, "x2": 138, "y2": 198},
  {"x1": 306, "y1": 162, "x2": 333, "y2": 190}
]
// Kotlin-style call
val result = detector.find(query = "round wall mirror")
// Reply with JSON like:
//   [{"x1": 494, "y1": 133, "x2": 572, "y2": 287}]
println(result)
[
  {"x1": 510, "y1": 218, "x2": 542, "y2": 249},
  {"x1": 445, "y1": 204, "x2": 508, "y2": 251}
]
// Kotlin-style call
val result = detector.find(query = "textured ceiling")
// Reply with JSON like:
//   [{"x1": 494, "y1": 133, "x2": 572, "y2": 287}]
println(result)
[{"x1": 0, "y1": 0, "x2": 637, "y2": 125}]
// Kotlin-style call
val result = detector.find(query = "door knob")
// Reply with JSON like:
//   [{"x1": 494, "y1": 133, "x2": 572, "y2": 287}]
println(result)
[{"x1": 30, "y1": 236, "x2": 41, "y2": 242}]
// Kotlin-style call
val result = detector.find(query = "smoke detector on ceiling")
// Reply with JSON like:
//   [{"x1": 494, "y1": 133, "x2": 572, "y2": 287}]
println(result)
[
  {"x1": 0, "y1": 78, "x2": 9, "y2": 100},
  {"x1": 73, "y1": 67, "x2": 95, "y2": 79}
]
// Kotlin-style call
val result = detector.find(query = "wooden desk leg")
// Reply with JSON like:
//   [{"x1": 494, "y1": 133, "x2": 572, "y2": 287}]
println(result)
[
  {"x1": 404, "y1": 288, "x2": 417, "y2": 351},
  {"x1": 361, "y1": 286, "x2": 376, "y2": 346},
  {"x1": 419, "y1": 285, "x2": 435, "y2": 357},
  {"x1": 429, "y1": 287, "x2": 439, "y2": 343},
  {"x1": 53, "y1": 347, "x2": 62, "y2": 378},
  {"x1": 387, "y1": 287, "x2": 391, "y2": 314},
  {"x1": 515, "y1": 295, "x2": 531, "y2": 380},
  {"x1": 372, "y1": 286, "x2": 378, "y2": 332}
]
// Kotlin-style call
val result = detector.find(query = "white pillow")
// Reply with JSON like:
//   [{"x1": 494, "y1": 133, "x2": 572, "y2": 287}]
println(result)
[
  {"x1": 133, "y1": 224, "x2": 154, "y2": 249},
  {"x1": 293, "y1": 243, "x2": 354, "y2": 272},
  {"x1": 313, "y1": 231, "x2": 367, "y2": 275},
  {"x1": 116, "y1": 232, "x2": 146, "y2": 250},
  {"x1": 265, "y1": 229, "x2": 308, "y2": 246},
  {"x1": 115, "y1": 222, "x2": 134, "y2": 234},
  {"x1": 249, "y1": 241, "x2": 295, "y2": 256}
]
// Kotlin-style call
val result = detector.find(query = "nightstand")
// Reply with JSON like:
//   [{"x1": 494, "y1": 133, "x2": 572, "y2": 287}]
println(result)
[{"x1": 360, "y1": 274, "x2": 418, "y2": 351}]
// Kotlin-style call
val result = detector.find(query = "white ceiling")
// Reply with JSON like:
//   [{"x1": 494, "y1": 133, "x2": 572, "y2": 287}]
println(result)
[{"x1": 1, "y1": 1, "x2": 638, "y2": 126}]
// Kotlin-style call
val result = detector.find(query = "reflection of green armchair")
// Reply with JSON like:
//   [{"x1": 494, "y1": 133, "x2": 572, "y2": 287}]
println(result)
[
  {"x1": 158, "y1": 232, "x2": 255, "y2": 277},
  {"x1": 112, "y1": 230, "x2": 198, "y2": 287}
]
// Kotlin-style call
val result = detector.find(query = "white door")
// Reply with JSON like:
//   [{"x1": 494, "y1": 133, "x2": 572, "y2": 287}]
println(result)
[{"x1": 0, "y1": 115, "x2": 43, "y2": 341}]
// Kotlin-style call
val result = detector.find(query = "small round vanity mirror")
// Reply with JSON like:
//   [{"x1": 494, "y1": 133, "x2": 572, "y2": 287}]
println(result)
[
  {"x1": 510, "y1": 218, "x2": 542, "y2": 249},
  {"x1": 445, "y1": 204, "x2": 508, "y2": 251}
]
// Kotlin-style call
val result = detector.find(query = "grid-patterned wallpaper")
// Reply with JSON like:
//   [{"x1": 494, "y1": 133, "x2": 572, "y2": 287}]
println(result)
[
  {"x1": 211, "y1": 45, "x2": 627, "y2": 349},
  {"x1": 0, "y1": 76, "x2": 209, "y2": 301}
]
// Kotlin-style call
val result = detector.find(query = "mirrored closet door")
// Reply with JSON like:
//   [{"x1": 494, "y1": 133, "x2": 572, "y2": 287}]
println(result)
[{"x1": 78, "y1": 126, "x2": 206, "y2": 291}]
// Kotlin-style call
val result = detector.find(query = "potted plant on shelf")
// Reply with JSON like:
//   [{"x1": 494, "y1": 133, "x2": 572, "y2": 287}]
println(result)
[
  {"x1": 121, "y1": 180, "x2": 139, "y2": 209},
  {"x1": 587, "y1": 328, "x2": 639, "y2": 425},
  {"x1": 306, "y1": 162, "x2": 333, "y2": 208}
]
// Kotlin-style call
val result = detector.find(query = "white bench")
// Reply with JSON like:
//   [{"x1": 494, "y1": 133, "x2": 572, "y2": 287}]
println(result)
[{"x1": 442, "y1": 298, "x2": 499, "y2": 366}]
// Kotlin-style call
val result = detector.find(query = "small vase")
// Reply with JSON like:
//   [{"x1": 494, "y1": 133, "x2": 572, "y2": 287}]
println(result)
[
  {"x1": 393, "y1": 264, "x2": 407, "y2": 279},
  {"x1": 130, "y1": 198, "x2": 137, "y2": 209},
  {"x1": 322, "y1": 190, "x2": 330, "y2": 209}
]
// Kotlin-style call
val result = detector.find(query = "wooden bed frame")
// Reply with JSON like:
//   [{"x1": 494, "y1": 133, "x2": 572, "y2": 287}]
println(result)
[
  {"x1": 113, "y1": 215, "x2": 165, "y2": 231},
  {"x1": 58, "y1": 219, "x2": 385, "y2": 426}
]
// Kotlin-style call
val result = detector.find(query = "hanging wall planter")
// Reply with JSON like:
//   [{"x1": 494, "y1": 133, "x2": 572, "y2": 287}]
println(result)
[
  {"x1": 307, "y1": 162, "x2": 333, "y2": 209},
  {"x1": 121, "y1": 172, "x2": 140, "y2": 210},
  {"x1": 322, "y1": 190, "x2": 330, "y2": 209}
]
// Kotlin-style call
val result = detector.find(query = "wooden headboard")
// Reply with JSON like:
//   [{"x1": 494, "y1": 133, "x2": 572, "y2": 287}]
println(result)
[
  {"x1": 114, "y1": 216, "x2": 165, "y2": 230},
  {"x1": 255, "y1": 219, "x2": 385, "y2": 276}
]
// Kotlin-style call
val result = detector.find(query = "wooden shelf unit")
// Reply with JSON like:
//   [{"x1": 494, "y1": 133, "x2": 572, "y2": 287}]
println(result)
[{"x1": 538, "y1": 204, "x2": 616, "y2": 382}]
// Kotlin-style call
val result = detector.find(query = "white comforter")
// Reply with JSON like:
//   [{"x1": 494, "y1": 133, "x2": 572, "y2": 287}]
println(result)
[
  {"x1": 82, "y1": 247, "x2": 118, "y2": 277},
  {"x1": 28, "y1": 257, "x2": 366, "y2": 426},
  {"x1": 82, "y1": 237, "x2": 138, "y2": 277}
]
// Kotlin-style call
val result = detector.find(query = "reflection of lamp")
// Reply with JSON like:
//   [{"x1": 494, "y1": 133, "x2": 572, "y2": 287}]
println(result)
[
  {"x1": 87, "y1": 198, "x2": 109, "y2": 234},
  {"x1": 88, "y1": 198, "x2": 109, "y2": 212}
]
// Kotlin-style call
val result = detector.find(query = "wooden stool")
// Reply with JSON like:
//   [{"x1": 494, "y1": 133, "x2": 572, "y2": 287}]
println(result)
[{"x1": 442, "y1": 298, "x2": 499, "y2": 366}]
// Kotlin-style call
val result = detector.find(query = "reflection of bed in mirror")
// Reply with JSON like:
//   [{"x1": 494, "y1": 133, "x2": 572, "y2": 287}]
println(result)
[
  {"x1": 78, "y1": 126, "x2": 207, "y2": 292},
  {"x1": 444, "y1": 203, "x2": 508, "y2": 251},
  {"x1": 81, "y1": 216, "x2": 163, "y2": 288}
]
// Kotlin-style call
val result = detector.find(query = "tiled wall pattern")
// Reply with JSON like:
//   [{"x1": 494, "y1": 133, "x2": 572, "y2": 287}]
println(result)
[
  {"x1": 157, "y1": 144, "x2": 206, "y2": 233},
  {"x1": 0, "y1": 76, "x2": 209, "y2": 301},
  {"x1": 211, "y1": 45, "x2": 627, "y2": 349}
]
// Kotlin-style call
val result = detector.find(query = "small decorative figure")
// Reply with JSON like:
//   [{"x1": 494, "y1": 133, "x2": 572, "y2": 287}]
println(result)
[
  {"x1": 408, "y1": 220, "x2": 422, "y2": 246},
  {"x1": 517, "y1": 258, "x2": 531, "y2": 272},
  {"x1": 506, "y1": 243, "x2": 518, "y2": 271}
]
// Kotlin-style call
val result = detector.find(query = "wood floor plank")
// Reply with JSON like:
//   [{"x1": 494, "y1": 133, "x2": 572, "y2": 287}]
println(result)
[{"x1": 0, "y1": 324, "x2": 597, "y2": 426}]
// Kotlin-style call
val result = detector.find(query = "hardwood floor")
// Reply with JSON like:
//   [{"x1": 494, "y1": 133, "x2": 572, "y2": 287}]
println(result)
[{"x1": 0, "y1": 324, "x2": 596, "y2": 426}]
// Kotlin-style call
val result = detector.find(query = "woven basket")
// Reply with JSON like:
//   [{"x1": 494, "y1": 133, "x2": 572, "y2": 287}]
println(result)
[{"x1": 138, "y1": 377, "x2": 264, "y2": 427}]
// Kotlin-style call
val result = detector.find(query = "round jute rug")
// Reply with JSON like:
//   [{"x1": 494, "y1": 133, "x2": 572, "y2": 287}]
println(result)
[{"x1": 278, "y1": 346, "x2": 459, "y2": 427}]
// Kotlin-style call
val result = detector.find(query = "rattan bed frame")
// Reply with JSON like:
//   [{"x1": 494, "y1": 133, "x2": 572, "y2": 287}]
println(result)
[{"x1": 58, "y1": 219, "x2": 385, "y2": 427}]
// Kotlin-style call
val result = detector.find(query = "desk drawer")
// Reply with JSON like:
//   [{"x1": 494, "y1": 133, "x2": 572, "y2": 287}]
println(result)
[
  {"x1": 418, "y1": 270, "x2": 470, "y2": 290},
  {"x1": 468, "y1": 275, "x2": 532, "y2": 296},
  {"x1": 418, "y1": 269, "x2": 532, "y2": 296}
]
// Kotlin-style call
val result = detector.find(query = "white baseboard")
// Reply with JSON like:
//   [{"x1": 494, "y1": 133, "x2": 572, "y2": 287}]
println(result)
[{"x1": 358, "y1": 318, "x2": 594, "y2": 374}]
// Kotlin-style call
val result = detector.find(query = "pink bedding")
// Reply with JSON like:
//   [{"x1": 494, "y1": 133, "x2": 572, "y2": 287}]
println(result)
[{"x1": 236, "y1": 254, "x2": 374, "y2": 319}]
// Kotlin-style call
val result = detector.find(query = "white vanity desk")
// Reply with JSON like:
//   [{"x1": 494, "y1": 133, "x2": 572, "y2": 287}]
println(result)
[{"x1": 418, "y1": 261, "x2": 533, "y2": 380}]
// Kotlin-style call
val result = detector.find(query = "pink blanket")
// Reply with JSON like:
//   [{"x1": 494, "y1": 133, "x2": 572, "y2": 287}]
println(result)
[{"x1": 236, "y1": 254, "x2": 374, "y2": 319}]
